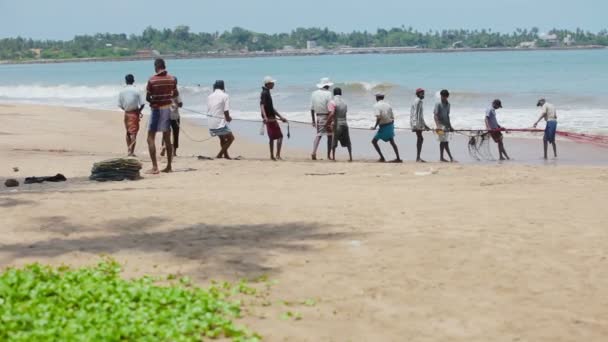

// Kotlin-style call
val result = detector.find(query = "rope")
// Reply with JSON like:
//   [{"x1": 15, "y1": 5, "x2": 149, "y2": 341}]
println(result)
[{"x1": 176, "y1": 107, "x2": 608, "y2": 148}]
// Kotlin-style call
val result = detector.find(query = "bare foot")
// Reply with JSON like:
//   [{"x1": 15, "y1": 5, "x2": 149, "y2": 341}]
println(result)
[
  {"x1": 377, "y1": 158, "x2": 386, "y2": 163},
  {"x1": 271, "y1": 156, "x2": 276, "y2": 161},
  {"x1": 450, "y1": 160, "x2": 459, "y2": 163},
  {"x1": 145, "y1": 169, "x2": 160, "y2": 175},
  {"x1": 161, "y1": 167, "x2": 172, "y2": 173},
  {"x1": 348, "y1": 159, "x2": 353, "y2": 163},
  {"x1": 389, "y1": 159, "x2": 403, "y2": 163},
  {"x1": 276, "y1": 156, "x2": 283, "y2": 161},
  {"x1": 160, "y1": 149, "x2": 166, "y2": 157},
  {"x1": 311, "y1": 154, "x2": 317, "y2": 161},
  {"x1": 440, "y1": 158, "x2": 450, "y2": 163},
  {"x1": 416, "y1": 159, "x2": 427, "y2": 163}
]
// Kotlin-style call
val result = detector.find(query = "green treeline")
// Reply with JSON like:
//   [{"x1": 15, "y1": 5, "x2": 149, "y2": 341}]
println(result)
[{"x1": 1, "y1": 26, "x2": 607, "y2": 61}]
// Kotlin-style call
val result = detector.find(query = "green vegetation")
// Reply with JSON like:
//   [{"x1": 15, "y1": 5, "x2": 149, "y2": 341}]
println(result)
[
  {"x1": 1, "y1": 26, "x2": 607, "y2": 61},
  {"x1": 0, "y1": 259, "x2": 261, "y2": 341}
]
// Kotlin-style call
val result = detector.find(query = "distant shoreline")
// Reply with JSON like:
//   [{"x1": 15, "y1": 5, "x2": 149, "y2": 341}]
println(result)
[{"x1": 0, "y1": 45, "x2": 605, "y2": 65}]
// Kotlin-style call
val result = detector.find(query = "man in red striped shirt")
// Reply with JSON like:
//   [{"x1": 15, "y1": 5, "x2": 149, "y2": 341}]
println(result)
[{"x1": 146, "y1": 58, "x2": 178, "y2": 174}]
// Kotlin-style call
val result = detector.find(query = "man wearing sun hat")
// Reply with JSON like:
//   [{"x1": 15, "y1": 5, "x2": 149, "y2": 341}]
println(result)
[
  {"x1": 310, "y1": 77, "x2": 334, "y2": 160},
  {"x1": 260, "y1": 76, "x2": 288, "y2": 160},
  {"x1": 410, "y1": 88, "x2": 431, "y2": 162}
]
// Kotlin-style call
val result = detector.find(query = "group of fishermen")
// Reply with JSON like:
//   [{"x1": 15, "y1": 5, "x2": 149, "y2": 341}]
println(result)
[{"x1": 118, "y1": 58, "x2": 559, "y2": 173}]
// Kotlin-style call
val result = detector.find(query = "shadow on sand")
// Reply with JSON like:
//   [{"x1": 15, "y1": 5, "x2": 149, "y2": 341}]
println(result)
[{"x1": 0, "y1": 216, "x2": 353, "y2": 279}]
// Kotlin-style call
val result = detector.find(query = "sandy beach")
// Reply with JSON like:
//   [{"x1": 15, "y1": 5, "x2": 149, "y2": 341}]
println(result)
[{"x1": 1, "y1": 104, "x2": 608, "y2": 341}]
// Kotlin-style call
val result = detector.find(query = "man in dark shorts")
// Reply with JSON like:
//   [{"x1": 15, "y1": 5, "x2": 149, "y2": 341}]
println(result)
[
  {"x1": 260, "y1": 76, "x2": 288, "y2": 160},
  {"x1": 485, "y1": 99, "x2": 510, "y2": 161},
  {"x1": 410, "y1": 88, "x2": 430, "y2": 162},
  {"x1": 533, "y1": 98, "x2": 558, "y2": 159},
  {"x1": 328, "y1": 87, "x2": 352, "y2": 161},
  {"x1": 146, "y1": 58, "x2": 178, "y2": 174}
]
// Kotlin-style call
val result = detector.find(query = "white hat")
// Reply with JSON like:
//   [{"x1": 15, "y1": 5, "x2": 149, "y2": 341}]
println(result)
[
  {"x1": 316, "y1": 77, "x2": 334, "y2": 89},
  {"x1": 263, "y1": 76, "x2": 277, "y2": 85}
]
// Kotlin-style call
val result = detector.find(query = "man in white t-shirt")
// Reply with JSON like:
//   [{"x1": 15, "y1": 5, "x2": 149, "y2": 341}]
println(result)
[
  {"x1": 533, "y1": 98, "x2": 558, "y2": 159},
  {"x1": 117, "y1": 74, "x2": 144, "y2": 156},
  {"x1": 207, "y1": 80, "x2": 234, "y2": 159},
  {"x1": 371, "y1": 93, "x2": 401, "y2": 163},
  {"x1": 310, "y1": 77, "x2": 334, "y2": 160}
]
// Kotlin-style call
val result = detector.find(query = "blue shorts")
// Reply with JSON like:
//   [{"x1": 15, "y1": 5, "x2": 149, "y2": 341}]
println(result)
[
  {"x1": 148, "y1": 107, "x2": 171, "y2": 133},
  {"x1": 544, "y1": 121, "x2": 557, "y2": 143},
  {"x1": 374, "y1": 122, "x2": 395, "y2": 142}
]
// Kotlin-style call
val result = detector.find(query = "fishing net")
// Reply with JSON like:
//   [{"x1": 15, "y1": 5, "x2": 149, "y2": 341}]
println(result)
[{"x1": 462, "y1": 131, "x2": 495, "y2": 161}]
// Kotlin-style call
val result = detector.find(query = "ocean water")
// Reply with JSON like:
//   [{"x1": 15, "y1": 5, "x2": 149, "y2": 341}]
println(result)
[{"x1": 1, "y1": 49, "x2": 607, "y2": 133}]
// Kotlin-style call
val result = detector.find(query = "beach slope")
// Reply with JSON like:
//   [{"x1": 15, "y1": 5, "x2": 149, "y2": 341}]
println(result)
[{"x1": 1, "y1": 104, "x2": 608, "y2": 341}]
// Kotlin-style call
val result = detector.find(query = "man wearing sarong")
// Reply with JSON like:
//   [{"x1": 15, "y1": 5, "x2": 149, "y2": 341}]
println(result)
[
  {"x1": 371, "y1": 93, "x2": 402, "y2": 163},
  {"x1": 328, "y1": 87, "x2": 352, "y2": 161},
  {"x1": 533, "y1": 98, "x2": 558, "y2": 159},
  {"x1": 260, "y1": 76, "x2": 288, "y2": 161},
  {"x1": 208, "y1": 80, "x2": 235, "y2": 159},
  {"x1": 118, "y1": 74, "x2": 143, "y2": 157},
  {"x1": 434, "y1": 89, "x2": 456, "y2": 162},
  {"x1": 410, "y1": 88, "x2": 431, "y2": 162},
  {"x1": 485, "y1": 99, "x2": 510, "y2": 161},
  {"x1": 146, "y1": 58, "x2": 178, "y2": 174},
  {"x1": 310, "y1": 77, "x2": 334, "y2": 160}
]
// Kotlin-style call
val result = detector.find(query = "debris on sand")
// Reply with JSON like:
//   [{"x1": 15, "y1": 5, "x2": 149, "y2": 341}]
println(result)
[
  {"x1": 90, "y1": 158, "x2": 142, "y2": 182},
  {"x1": 4, "y1": 179, "x2": 19, "y2": 187}
]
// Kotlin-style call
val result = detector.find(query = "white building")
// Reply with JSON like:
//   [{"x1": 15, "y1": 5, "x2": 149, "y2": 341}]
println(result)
[
  {"x1": 563, "y1": 34, "x2": 575, "y2": 46},
  {"x1": 306, "y1": 40, "x2": 317, "y2": 50},
  {"x1": 518, "y1": 41, "x2": 537, "y2": 48}
]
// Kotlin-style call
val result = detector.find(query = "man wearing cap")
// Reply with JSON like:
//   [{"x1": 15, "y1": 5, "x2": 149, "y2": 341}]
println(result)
[
  {"x1": 371, "y1": 93, "x2": 402, "y2": 163},
  {"x1": 146, "y1": 58, "x2": 178, "y2": 174},
  {"x1": 485, "y1": 99, "x2": 510, "y2": 161},
  {"x1": 260, "y1": 76, "x2": 288, "y2": 160},
  {"x1": 310, "y1": 77, "x2": 334, "y2": 160},
  {"x1": 207, "y1": 80, "x2": 235, "y2": 159},
  {"x1": 410, "y1": 88, "x2": 431, "y2": 162},
  {"x1": 328, "y1": 87, "x2": 352, "y2": 161},
  {"x1": 533, "y1": 98, "x2": 558, "y2": 159},
  {"x1": 434, "y1": 89, "x2": 456, "y2": 162}
]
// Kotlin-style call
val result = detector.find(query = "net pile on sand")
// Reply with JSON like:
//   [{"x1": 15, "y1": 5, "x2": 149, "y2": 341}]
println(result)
[{"x1": 90, "y1": 158, "x2": 142, "y2": 182}]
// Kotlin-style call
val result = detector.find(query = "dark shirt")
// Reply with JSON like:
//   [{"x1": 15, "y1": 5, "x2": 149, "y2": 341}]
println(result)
[
  {"x1": 146, "y1": 70, "x2": 178, "y2": 109},
  {"x1": 434, "y1": 101, "x2": 452, "y2": 129},
  {"x1": 260, "y1": 87, "x2": 277, "y2": 119}
]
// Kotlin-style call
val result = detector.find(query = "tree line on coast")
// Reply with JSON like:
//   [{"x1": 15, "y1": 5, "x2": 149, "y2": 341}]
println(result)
[{"x1": 1, "y1": 26, "x2": 607, "y2": 61}]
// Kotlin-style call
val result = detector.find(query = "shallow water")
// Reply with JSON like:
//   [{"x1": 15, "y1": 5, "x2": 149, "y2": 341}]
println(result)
[{"x1": 1, "y1": 49, "x2": 607, "y2": 134}]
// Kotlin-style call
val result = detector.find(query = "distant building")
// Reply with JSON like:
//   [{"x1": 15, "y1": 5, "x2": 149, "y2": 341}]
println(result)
[
  {"x1": 135, "y1": 49, "x2": 161, "y2": 58},
  {"x1": 563, "y1": 34, "x2": 575, "y2": 46},
  {"x1": 29, "y1": 48, "x2": 42, "y2": 58},
  {"x1": 518, "y1": 41, "x2": 537, "y2": 48},
  {"x1": 451, "y1": 41, "x2": 464, "y2": 48},
  {"x1": 306, "y1": 40, "x2": 317, "y2": 50},
  {"x1": 538, "y1": 33, "x2": 559, "y2": 45},
  {"x1": 105, "y1": 43, "x2": 113, "y2": 47},
  {"x1": 282, "y1": 45, "x2": 296, "y2": 51}
]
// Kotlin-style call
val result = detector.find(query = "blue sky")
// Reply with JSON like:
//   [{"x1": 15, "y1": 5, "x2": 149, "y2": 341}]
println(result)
[{"x1": 0, "y1": 0, "x2": 606, "y2": 40}]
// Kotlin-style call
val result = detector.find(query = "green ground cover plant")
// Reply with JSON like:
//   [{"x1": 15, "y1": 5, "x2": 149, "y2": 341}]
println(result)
[{"x1": 0, "y1": 259, "x2": 260, "y2": 341}]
